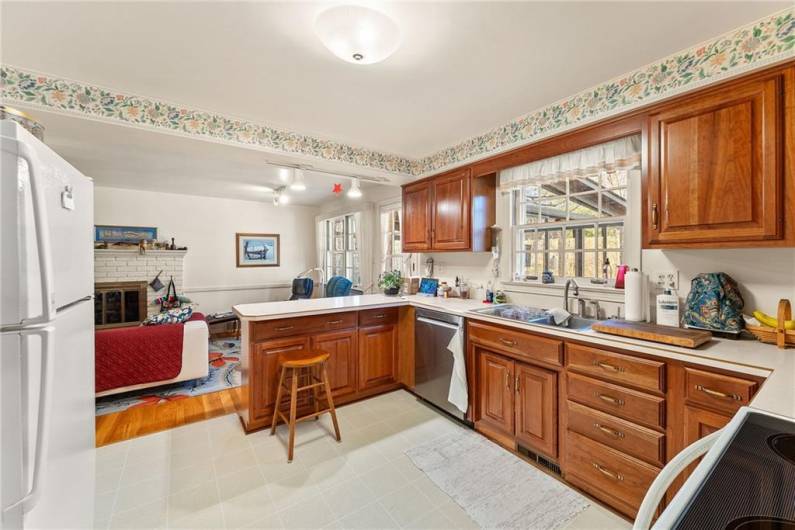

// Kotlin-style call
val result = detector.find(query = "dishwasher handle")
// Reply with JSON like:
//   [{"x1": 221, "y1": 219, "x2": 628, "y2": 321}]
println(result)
[{"x1": 416, "y1": 316, "x2": 461, "y2": 331}]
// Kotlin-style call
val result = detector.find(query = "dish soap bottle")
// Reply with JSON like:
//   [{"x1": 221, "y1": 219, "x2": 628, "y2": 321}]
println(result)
[{"x1": 656, "y1": 289, "x2": 680, "y2": 327}]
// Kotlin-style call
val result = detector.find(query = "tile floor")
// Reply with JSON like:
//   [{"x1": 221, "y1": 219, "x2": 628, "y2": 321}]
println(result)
[{"x1": 95, "y1": 390, "x2": 630, "y2": 529}]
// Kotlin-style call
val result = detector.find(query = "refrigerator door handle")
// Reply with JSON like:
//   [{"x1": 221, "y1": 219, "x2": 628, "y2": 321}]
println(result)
[
  {"x1": 6, "y1": 141, "x2": 57, "y2": 325},
  {"x1": 3, "y1": 326, "x2": 54, "y2": 514}
]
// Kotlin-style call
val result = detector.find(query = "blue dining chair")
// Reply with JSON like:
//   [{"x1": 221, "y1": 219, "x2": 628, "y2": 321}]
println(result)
[{"x1": 325, "y1": 276, "x2": 353, "y2": 297}]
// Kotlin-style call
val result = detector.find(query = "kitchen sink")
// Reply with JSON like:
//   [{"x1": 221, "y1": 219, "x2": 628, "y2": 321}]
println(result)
[
  {"x1": 526, "y1": 314, "x2": 600, "y2": 331},
  {"x1": 470, "y1": 304, "x2": 599, "y2": 331}
]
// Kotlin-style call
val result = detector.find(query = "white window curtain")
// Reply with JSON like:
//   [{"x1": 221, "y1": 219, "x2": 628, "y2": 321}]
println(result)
[{"x1": 499, "y1": 134, "x2": 641, "y2": 191}]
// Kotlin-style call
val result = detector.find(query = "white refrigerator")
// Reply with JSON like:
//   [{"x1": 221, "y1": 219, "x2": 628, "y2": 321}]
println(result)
[{"x1": 1, "y1": 121, "x2": 95, "y2": 529}]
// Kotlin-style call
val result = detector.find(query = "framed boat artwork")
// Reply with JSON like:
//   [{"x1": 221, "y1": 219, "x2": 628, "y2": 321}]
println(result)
[{"x1": 236, "y1": 233, "x2": 280, "y2": 267}]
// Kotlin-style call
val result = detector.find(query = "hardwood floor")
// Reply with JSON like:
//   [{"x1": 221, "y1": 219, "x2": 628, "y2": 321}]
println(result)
[{"x1": 95, "y1": 388, "x2": 240, "y2": 447}]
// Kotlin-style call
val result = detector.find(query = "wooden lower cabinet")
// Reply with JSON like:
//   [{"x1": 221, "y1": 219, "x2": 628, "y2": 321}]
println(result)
[
  {"x1": 477, "y1": 351, "x2": 515, "y2": 438},
  {"x1": 565, "y1": 431, "x2": 659, "y2": 519},
  {"x1": 251, "y1": 336, "x2": 309, "y2": 422},
  {"x1": 515, "y1": 363, "x2": 558, "y2": 458},
  {"x1": 358, "y1": 324, "x2": 398, "y2": 391},
  {"x1": 311, "y1": 330, "x2": 357, "y2": 399},
  {"x1": 475, "y1": 348, "x2": 558, "y2": 459}
]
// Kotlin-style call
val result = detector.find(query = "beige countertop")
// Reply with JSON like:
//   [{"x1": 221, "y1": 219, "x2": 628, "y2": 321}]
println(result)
[{"x1": 233, "y1": 295, "x2": 794, "y2": 419}]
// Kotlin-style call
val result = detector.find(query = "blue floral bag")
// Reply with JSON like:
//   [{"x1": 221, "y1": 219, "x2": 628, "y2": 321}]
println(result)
[{"x1": 682, "y1": 273, "x2": 744, "y2": 332}]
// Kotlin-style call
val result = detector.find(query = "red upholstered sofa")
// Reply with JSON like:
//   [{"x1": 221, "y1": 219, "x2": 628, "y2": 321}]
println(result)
[{"x1": 95, "y1": 313, "x2": 209, "y2": 396}]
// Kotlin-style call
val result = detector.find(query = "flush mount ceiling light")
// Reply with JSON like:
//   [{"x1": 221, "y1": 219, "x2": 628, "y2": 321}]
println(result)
[
  {"x1": 314, "y1": 5, "x2": 401, "y2": 65},
  {"x1": 290, "y1": 168, "x2": 306, "y2": 191},
  {"x1": 347, "y1": 178, "x2": 362, "y2": 198}
]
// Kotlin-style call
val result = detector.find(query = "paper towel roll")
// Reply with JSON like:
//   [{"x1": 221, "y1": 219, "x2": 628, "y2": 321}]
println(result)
[{"x1": 624, "y1": 270, "x2": 645, "y2": 322}]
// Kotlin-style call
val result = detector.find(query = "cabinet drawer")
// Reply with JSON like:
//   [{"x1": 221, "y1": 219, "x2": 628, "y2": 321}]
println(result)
[
  {"x1": 468, "y1": 321, "x2": 562, "y2": 367},
  {"x1": 567, "y1": 373, "x2": 665, "y2": 430},
  {"x1": 684, "y1": 368, "x2": 757, "y2": 414},
  {"x1": 567, "y1": 401, "x2": 665, "y2": 466},
  {"x1": 565, "y1": 431, "x2": 660, "y2": 518},
  {"x1": 251, "y1": 311, "x2": 357, "y2": 340},
  {"x1": 567, "y1": 343, "x2": 665, "y2": 393},
  {"x1": 358, "y1": 307, "x2": 399, "y2": 327}
]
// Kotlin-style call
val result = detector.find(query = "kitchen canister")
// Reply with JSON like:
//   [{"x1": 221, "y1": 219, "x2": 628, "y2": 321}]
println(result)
[{"x1": 624, "y1": 268, "x2": 645, "y2": 321}]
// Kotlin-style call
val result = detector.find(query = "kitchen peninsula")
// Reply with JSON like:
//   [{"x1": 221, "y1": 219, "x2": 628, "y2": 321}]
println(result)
[{"x1": 233, "y1": 293, "x2": 794, "y2": 518}]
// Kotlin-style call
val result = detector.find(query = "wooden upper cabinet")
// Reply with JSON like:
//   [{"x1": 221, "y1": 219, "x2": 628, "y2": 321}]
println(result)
[
  {"x1": 431, "y1": 169, "x2": 471, "y2": 250},
  {"x1": 402, "y1": 181, "x2": 432, "y2": 251},
  {"x1": 645, "y1": 72, "x2": 784, "y2": 247},
  {"x1": 401, "y1": 169, "x2": 495, "y2": 252}
]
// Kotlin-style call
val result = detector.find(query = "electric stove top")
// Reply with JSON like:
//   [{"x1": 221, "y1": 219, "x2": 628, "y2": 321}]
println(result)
[{"x1": 673, "y1": 411, "x2": 795, "y2": 530}]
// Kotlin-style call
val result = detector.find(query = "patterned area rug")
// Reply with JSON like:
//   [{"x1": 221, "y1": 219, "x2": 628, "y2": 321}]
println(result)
[
  {"x1": 95, "y1": 338, "x2": 240, "y2": 416},
  {"x1": 406, "y1": 427, "x2": 590, "y2": 529}
]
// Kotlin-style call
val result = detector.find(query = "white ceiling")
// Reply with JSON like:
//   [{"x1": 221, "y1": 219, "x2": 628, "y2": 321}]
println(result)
[
  {"x1": 34, "y1": 110, "x2": 399, "y2": 206},
  {"x1": 2, "y1": 1, "x2": 788, "y2": 159}
]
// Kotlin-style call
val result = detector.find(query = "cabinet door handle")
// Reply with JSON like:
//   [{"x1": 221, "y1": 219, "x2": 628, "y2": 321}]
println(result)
[
  {"x1": 595, "y1": 393, "x2": 624, "y2": 407},
  {"x1": 515, "y1": 375, "x2": 520, "y2": 393},
  {"x1": 499, "y1": 338, "x2": 517, "y2": 347},
  {"x1": 593, "y1": 360, "x2": 624, "y2": 373},
  {"x1": 695, "y1": 385, "x2": 741, "y2": 401},
  {"x1": 592, "y1": 462, "x2": 623, "y2": 481},
  {"x1": 594, "y1": 423, "x2": 625, "y2": 439},
  {"x1": 275, "y1": 325, "x2": 294, "y2": 332},
  {"x1": 651, "y1": 203, "x2": 658, "y2": 230},
  {"x1": 327, "y1": 319, "x2": 343, "y2": 325},
  {"x1": 505, "y1": 372, "x2": 511, "y2": 390}
]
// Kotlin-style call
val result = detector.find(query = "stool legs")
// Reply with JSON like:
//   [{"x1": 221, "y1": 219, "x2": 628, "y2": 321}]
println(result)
[
  {"x1": 270, "y1": 366, "x2": 286, "y2": 435},
  {"x1": 287, "y1": 369, "x2": 299, "y2": 462},
  {"x1": 322, "y1": 365, "x2": 341, "y2": 442}
]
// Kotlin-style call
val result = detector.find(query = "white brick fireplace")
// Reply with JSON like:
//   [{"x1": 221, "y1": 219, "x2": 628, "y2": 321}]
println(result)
[{"x1": 94, "y1": 249, "x2": 187, "y2": 316}]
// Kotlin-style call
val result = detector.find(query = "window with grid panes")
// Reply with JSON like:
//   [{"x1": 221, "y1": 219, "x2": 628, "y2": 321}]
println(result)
[
  {"x1": 322, "y1": 213, "x2": 360, "y2": 287},
  {"x1": 512, "y1": 168, "x2": 627, "y2": 283},
  {"x1": 380, "y1": 206, "x2": 404, "y2": 273}
]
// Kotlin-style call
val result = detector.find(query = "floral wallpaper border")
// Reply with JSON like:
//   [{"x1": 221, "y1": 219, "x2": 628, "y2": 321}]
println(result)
[{"x1": 1, "y1": 8, "x2": 793, "y2": 177}]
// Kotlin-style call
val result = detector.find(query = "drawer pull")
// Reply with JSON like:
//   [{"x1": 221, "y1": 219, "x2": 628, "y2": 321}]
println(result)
[
  {"x1": 595, "y1": 393, "x2": 624, "y2": 407},
  {"x1": 593, "y1": 360, "x2": 624, "y2": 373},
  {"x1": 499, "y1": 338, "x2": 518, "y2": 347},
  {"x1": 594, "y1": 423, "x2": 625, "y2": 439},
  {"x1": 695, "y1": 384, "x2": 741, "y2": 401},
  {"x1": 327, "y1": 319, "x2": 344, "y2": 325},
  {"x1": 373, "y1": 314, "x2": 385, "y2": 319},
  {"x1": 592, "y1": 462, "x2": 623, "y2": 481},
  {"x1": 275, "y1": 325, "x2": 294, "y2": 332}
]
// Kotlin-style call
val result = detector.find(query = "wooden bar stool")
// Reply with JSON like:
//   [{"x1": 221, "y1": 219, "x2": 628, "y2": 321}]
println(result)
[{"x1": 270, "y1": 350, "x2": 341, "y2": 462}]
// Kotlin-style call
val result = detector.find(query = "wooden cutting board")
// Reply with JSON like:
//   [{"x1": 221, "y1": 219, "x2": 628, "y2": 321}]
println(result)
[{"x1": 591, "y1": 320, "x2": 712, "y2": 348}]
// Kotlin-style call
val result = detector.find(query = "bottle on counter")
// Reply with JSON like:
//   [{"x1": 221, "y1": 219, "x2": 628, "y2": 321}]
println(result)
[{"x1": 485, "y1": 281, "x2": 494, "y2": 303}]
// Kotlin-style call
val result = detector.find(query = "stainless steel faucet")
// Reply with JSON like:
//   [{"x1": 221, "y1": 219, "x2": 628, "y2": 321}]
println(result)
[{"x1": 563, "y1": 279, "x2": 580, "y2": 315}]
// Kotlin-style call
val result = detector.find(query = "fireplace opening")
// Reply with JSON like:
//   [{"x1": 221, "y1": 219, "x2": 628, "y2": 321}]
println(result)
[{"x1": 94, "y1": 281, "x2": 148, "y2": 329}]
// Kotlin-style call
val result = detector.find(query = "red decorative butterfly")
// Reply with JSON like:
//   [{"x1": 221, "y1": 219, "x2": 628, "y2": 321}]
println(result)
[{"x1": 332, "y1": 183, "x2": 343, "y2": 194}]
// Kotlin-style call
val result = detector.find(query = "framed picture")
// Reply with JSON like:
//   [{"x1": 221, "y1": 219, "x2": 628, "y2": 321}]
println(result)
[
  {"x1": 236, "y1": 233, "x2": 280, "y2": 267},
  {"x1": 95, "y1": 225, "x2": 158, "y2": 243}
]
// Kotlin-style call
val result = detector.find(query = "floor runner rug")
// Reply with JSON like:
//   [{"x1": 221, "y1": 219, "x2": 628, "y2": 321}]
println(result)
[
  {"x1": 95, "y1": 338, "x2": 240, "y2": 416},
  {"x1": 406, "y1": 427, "x2": 590, "y2": 529}
]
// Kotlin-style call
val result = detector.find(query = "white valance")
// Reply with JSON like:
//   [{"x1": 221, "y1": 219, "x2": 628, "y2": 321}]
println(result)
[{"x1": 499, "y1": 134, "x2": 641, "y2": 191}]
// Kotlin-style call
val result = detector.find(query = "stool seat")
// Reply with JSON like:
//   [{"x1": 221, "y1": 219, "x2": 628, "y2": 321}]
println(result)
[
  {"x1": 280, "y1": 350, "x2": 330, "y2": 368},
  {"x1": 270, "y1": 349, "x2": 341, "y2": 462}
]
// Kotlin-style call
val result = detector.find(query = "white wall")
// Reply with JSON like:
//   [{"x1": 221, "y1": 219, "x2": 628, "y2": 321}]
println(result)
[{"x1": 94, "y1": 187, "x2": 319, "y2": 313}]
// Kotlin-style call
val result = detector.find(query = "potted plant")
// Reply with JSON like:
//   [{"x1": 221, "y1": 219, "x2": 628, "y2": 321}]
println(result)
[{"x1": 379, "y1": 270, "x2": 402, "y2": 296}]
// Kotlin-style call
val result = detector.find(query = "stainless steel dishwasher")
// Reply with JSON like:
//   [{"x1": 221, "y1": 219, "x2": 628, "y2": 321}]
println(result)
[{"x1": 413, "y1": 307, "x2": 469, "y2": 423}]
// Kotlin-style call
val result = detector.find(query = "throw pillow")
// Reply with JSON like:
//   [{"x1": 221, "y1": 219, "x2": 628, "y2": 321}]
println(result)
[{"x1": 142, "y1": 306, "x2": 193, "y2": 326}]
